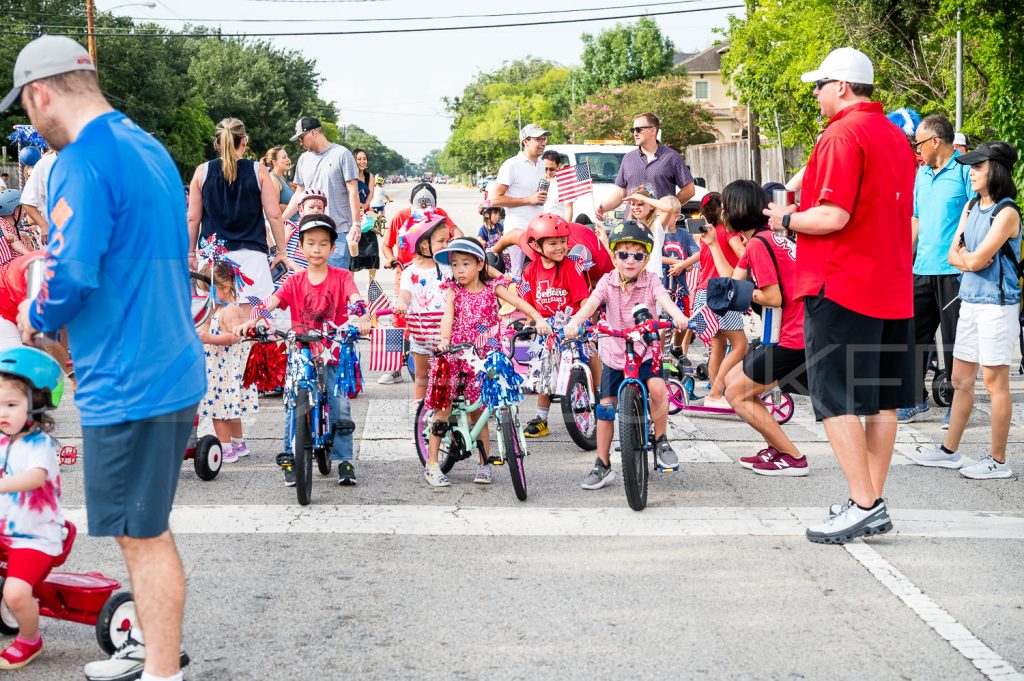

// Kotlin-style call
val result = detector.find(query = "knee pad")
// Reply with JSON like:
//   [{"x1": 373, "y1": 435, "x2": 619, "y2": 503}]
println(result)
[
  {"x1": 334, "y1": 418, "x2": 355, "y2": 436},
  {"x1": 596, "y1": 403, "x2": 617, "y2": 422},
  {"x1": 431, "y1": 419, "x2": 450, "y2": 437}
]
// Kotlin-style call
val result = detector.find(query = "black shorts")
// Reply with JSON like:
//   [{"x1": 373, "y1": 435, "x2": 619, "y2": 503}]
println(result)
[
  {"x1": 804, "y1": 291, "x2": 915, "y2": 420},
  {"x1": 599, "y1": 360, "x2": 662, "y2": 400},
  {"x1": 82, "y1": 404, "x2": 198, "y2": 538},
  {"x1": 742, "y1": 344, "x2": 809, "y2": 395}
]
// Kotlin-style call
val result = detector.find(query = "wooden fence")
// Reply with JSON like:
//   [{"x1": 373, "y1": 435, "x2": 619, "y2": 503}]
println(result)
[{"x1": 683, "y1": 140, "x2": 804, "y2": 192}]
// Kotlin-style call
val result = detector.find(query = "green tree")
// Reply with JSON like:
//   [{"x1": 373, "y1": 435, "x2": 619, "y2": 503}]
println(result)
[
  {"x1": 567, "y1": 75, "x2": 716, "y2": 149},
  {"x1": 443, "y1": 59, "x2": 571, "y2": 176},
  {"x1": 724, "y1": 0, "x2": 1024, "y2": 188},
  {"x1": 574, "y1": 18, "x2": 676, "y2": 99},
  {"x1": 421, "y1": 149, "x2": 444, "y2": 175}
]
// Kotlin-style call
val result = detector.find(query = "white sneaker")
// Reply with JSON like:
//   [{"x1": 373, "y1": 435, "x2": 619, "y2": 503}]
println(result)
[
  {"x1": 960, "y1": 455, "x2": 1013, "y2": 480},
  {"x1": 806, "y1": 499, "x2": 893, "y2": 544},
  {"x1": 378, "y1": 370, "x2": 405, "y2": 385},
  {"x1": 84, "y1": 633, "x2": 190, "y2": 681},
  {"x1": 906, "y1": 444, "x2": 963, "y2": 469}
]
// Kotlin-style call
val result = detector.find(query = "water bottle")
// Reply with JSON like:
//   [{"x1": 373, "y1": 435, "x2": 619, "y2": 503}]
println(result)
[{"x1": 25, "y1": 259, "x2": 57, "y2": 346}]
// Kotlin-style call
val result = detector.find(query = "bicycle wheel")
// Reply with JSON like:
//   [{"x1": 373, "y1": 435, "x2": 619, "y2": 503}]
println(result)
[
  {"x1": 931, "y1": 370, "x2": 952, "y2": 408},
  {"x1": 618, "y1": 383, "x2": 649, "y2": 511},
  {"x1": 293, "y1": 389, "x2": 314, "y2": 506},
  {"x1": 561, "y1": 366, "x2": 597, "y2": 451},
  {"x1": 666, "y1": 378, "x2": 688, "y2": 415},
  {"x1": 760, "y1": 390, "x2": 795, "y2": 425},
  {"x1": 414, "y1": 401, "x2": 456, "y2": 473},
  {"x1": 315, "y1": 402, "x2": 332, "y2": 475},
  {"x1": 499, "y1": 408, "x2": 528, "y2": 501}
]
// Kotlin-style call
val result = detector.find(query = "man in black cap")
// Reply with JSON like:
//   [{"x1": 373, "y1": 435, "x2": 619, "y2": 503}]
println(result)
[{"x1": 281, "y1": 116, "x2": 361, "y2": 269}]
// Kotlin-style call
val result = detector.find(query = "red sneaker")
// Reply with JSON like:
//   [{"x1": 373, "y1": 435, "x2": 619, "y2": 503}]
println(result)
[
  {"x1": 739, "y1": 446, "x2": 777, "y2": 470},
  {"x1": 0, "y1": 636, "x2": 43, "y2": 670},
  {"x1": 752, "y1": 450, "x2": 809, "y2": 477}
]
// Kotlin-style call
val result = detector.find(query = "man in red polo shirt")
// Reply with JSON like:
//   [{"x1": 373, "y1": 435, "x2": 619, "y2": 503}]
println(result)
[{"x1": 764, "y1": 47, "x2": 918, "y2": 544}]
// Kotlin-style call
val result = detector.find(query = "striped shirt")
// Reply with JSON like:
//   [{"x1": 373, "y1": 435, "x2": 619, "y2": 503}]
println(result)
[
  {"x1": 590, "y1": 270, "x2": 667, "y2": 370},
  {"x1": 275, "y1": 220, "x2": 309, "y2": 291}
]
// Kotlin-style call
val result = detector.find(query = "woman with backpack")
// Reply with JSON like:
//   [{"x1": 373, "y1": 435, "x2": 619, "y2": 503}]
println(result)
[
  {"x1": 705, "y1": 181, "x2": 809, "y2": 476},
  {"x1": 910, "y1": 141, "x2": 1020, "y2": 479}
]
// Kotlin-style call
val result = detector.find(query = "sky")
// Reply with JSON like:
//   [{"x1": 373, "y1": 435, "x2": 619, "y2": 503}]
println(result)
[{"x1": 96, "y1": 0, "x2": 743, "y2": 163}]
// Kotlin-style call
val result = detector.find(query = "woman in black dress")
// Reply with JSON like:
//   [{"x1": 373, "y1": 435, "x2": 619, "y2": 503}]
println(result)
[{"x1": 350, "y1": 148, "x2": 380, "y2": 278}]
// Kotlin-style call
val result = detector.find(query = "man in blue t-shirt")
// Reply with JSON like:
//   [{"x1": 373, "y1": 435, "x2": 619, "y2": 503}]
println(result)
[
  {"x1": 901, "y1": 114, "x2": 976, "y2": 426},
  {"x1": 6, "y1": 35, "x2": 203, "y2": 681}
]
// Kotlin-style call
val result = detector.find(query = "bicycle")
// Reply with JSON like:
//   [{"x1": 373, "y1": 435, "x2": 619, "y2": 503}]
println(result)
[
  {"x1": 574, "y1": 306, "x2": 675, "y2": 511},
  {"x1": 413, "y1": 332, "x2": 532, "y2": 501},
  {"x1": 250, "y1": 325, "x2": 359, "y2": 506},
  {"x1": 519, "y1": 323, "x2": 597, "y2": 451}
]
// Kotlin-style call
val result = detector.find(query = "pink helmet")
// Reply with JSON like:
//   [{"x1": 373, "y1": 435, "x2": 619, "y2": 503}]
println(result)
[
  {"x1": 296, "y1": 188, "x2": 328, "y2": 208},
  {"x1": 398, "y1": 213, "x2": 447, "y2": 261}
]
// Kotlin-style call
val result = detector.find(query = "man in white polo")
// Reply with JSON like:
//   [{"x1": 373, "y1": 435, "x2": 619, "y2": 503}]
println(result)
[{"x1": 491, "y1": 124, "x2": 550, "y2": 277}]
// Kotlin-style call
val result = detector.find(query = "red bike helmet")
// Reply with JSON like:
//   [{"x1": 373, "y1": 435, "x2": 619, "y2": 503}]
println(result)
[{"x1": 519, "y1": 212, "x2": 570, "y2": 259}]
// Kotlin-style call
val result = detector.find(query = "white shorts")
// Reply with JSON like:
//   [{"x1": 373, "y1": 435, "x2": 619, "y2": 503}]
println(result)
[
  {"x1": 228, "y1": 249, "x2": 274, "y2": 301},
  {"x1": 953, "y1": 302, "x2": 1020, "y2": 366}
]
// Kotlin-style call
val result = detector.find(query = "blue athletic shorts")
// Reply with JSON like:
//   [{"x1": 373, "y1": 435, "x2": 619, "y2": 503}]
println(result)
[
  {"x1": 82, "y1": 403, "x2": 198, "y2": 538},
  {"x1": 599, "y1": 360, "x2": 662, "y2": 400}
]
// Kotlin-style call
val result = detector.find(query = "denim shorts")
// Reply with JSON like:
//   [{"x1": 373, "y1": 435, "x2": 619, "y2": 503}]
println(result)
[
  {"x1": 599, "y1": 360, "x2": 662, "y2": 400},
  {"x1": 82, "y1": 404, "x2": 197, "y2": 538}
]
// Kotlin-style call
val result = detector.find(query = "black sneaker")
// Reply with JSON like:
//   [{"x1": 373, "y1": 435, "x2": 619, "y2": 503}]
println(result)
[
  {"x1": 338, "y1": 461, "x2": 357, "y2": 485},
  {"x1": 655, "y1": 435, "x2": 679, "y2": 470},
  {"x1": 283, "y1": 467, "x2": 296, "y2": 487},
  {"x1": 671, "y1": 348, "x2": 692, "y2": 368}
]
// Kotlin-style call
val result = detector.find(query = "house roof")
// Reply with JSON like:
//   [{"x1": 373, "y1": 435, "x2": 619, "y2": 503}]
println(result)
[
  {"x1": 672, "y1": 51, "x2": 696, "y2": 67},
  {"x1": 676, "y1": 40, "x2": 730, "y2": 74}
]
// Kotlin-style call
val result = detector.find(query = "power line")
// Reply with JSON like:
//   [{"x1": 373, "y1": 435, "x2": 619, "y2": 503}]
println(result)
[
  {"x1": 43, "y1": 0, "x2": 724, "y2": 24},
  {"x1": 0, "y1": 4, "x2": 744, "y2": 37}
]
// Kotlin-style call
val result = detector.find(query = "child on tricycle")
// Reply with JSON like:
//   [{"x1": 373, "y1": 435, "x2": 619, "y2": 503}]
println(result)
[{"x1": 0, "y1": 347, "x2": 66, "y2": 670}]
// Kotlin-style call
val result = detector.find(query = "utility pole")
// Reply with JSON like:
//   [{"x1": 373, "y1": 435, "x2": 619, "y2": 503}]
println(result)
[
  {"x1": 86, "y1": 0, "x2": 98, "y2": 70},
  {"x1": 745, "y1": 0, "x2": 761, "y2": 183},
  {"x1": 955, "y1": 7, "x2": 963, "y2": 130}
]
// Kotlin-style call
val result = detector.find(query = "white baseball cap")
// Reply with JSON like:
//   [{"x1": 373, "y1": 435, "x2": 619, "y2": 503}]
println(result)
[
  {"x1": 800, "y1": 47, "x2": 874, "y2": 86},
  {"x1": 1, "y1": 35, "x2": 96, "y2": 112},
  {"x1": 519, "y1": 123, "x2": 552, "y2": 143},
  {"x1": 953, "y1": 132, "x2": 968, "y2": 147}
]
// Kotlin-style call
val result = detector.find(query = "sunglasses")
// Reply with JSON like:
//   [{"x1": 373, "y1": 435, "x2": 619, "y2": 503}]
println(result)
[
  {"x1": 814, "y1": 79, "x2": 837, "y2": 90},
  {"x1": 616, "y1": 251, "x2": 647, "y2": 263},
  {"x1": 544, "y1": 167, "x2": 558, "y2": 174},
  {"x1": 631, "y1": 125, "x2": 655, "y2": 134},
  {"x1": 912, "y1": 136, "x2": 937, "y2": 151}
]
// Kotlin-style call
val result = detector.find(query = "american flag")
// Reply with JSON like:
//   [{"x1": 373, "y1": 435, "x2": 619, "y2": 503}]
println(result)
[
  {"x1": 366, "y1": 278, "x2": 392, "y2": 316},
  {"x1": 685, "y1": 263, "x2": 701, "y2": 297},
  {"x1": 689, "y1": 305, "x2": 720, "y2": 344},
  {"x1": 369, "y1": 327, "x2": 404, "y2": 371},
  {"x1": 553, "y1": 163, "x2": 593, "y2": 203},
  {"x1": 247, "y1": 295, "x2": 273, "y2": 321}
]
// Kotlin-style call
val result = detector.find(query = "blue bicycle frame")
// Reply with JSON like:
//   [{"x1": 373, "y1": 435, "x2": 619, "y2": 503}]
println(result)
[{"x1": 282, "y1": 341, "x2": 329, "y2": 452}]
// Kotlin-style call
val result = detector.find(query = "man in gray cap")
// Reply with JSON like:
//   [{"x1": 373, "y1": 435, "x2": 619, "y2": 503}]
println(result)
[
  {"x1": 280, "y1": 115, "x2": 361, "y2": 269},
  {"x1": 6, "y1": 35, "x2": 201, "y2": 681},
  {"x1": 491, "y1": 123, "x2": 551, "y2": 277}
]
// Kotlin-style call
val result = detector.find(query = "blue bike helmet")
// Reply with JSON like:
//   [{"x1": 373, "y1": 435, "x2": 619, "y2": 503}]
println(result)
[
  {"x1": 0, "y1": 189, "x2": 23, "y2": 218},
  {"x1": 0, "y1": 346, "x2": 65, "y2": 409}
]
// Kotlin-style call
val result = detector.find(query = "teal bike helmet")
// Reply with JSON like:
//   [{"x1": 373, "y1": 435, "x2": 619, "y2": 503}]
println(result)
[{"x1": 0, "y1": 346, "x2": 65, "y2": 409}]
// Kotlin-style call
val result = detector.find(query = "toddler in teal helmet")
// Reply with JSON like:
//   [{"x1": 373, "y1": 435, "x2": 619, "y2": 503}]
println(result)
[{"x1": 0, "y1": 346, "x2": 65, "y2": 670}]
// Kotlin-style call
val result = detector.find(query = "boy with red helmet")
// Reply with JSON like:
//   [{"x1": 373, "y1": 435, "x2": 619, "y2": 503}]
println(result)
[{"x1": 518, "y1": 213, "x2": 593, "y2": 438}]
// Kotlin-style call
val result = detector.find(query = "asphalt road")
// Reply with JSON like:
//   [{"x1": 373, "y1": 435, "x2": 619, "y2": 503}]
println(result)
[{"x1": 17, "y1": 184, "x2": 1024, "y2": 681}]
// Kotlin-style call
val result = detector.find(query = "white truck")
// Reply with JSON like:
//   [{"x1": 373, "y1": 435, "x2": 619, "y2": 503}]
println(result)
[{"x1": 544, "y1": 141, "x2": 707, "y2": 222}]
